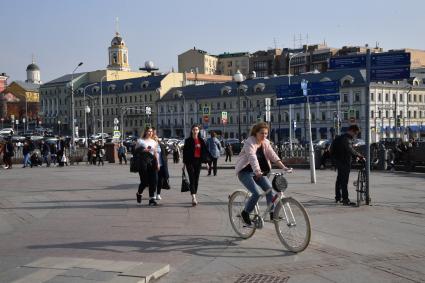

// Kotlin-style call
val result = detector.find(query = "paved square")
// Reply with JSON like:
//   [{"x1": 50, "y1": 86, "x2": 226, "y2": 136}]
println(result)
[{"x1": 0, "y1": 159, "x2": 424, "y2": 282}]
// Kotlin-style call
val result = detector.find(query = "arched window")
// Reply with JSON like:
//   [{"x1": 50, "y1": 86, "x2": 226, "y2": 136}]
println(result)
[{"x1": 112, "y1": 52, "x2": 117, "y2": 64}]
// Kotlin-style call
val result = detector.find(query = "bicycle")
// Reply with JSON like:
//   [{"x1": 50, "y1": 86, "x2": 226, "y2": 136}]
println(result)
[
  {"x1": 228, "y1": 171, "x2": 311, "y2": 253},
  {"x1": 353, "y1": 159, "x2": 370, "y2": 206}
]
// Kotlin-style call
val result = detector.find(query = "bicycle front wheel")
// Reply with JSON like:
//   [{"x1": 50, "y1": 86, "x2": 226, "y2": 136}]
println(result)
[
  {"x1": 228, "y1": 190, "x2": 256, "y2": 239},
  {"x1": 274, "y1": 197, "x2": 311, "y2": 253}
]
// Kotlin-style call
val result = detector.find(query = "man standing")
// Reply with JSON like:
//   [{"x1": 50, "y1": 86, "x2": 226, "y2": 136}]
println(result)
[
  {"x1": 331, "y1": 125, "x2": 364, "y2": 206},
  {"x1": 41, "y1": 140, "x2": 51, "y2": 167},
  {"x1": 206, "y1": 131, "x2": 222, "y2": 176},
  {"x1": 118, "y1": 143, "x2": 127, "y2": 165}
]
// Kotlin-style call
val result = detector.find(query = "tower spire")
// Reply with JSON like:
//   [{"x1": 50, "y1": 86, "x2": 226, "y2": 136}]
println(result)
[
  {"x1": 32, "y1": 53, "x2": 35, "y2": 64},
  {"x1": 115, "y1": 17, "x2": 120, "y2": 36}
]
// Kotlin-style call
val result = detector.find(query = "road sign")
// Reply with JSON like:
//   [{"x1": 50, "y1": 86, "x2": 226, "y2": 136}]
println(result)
[
  {"x1": 203, "y1": 104, "x2": 210, "y2": 115},
  {"x1": 276, "y1": 80, "x2": 339, "y2": 99},
  {"x1": 114, "y1": 126, "x2": 119, "y2": 131},
  {"x1": 145, "y1": 106, "x2": 152, "y2": 115},
  {"x1": 113, "y1": 118, "x2": 119, "y2": 125},
  {"x1": 113, "y1": 130, "x2": 121, "y2": 138},
  {"x1": 203, "y1": 115, "x2": 209, "y2": 123},
  {"x1": 370, "y1": 66, "x2": 410, "y2": 81},
  {"x1": 11, "y1": 115, "x2": 15, "y2": 120},
  {"x1": 350, "y1": 117, "x2": 356, "y2": 124},
  {"x1": 221, "y1": 111, "x2": 228, "y2": 124},
  {"x1": 15, "y1": 120, "x2": 19, "y2": 125},
  {"x1": 329, "y1": 55, "x2": 367, "y2": 69},
  {"x1": 371, "y1": 52, "x2": 410, "y2": 67}
]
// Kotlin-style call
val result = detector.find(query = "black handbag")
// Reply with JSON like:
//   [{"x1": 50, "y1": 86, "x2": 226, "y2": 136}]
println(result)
[
  {"x1": 130, "y1": 157, "x2": 139, "y2": 173},
  {"x1": 181, "y1": 169, "x2": 190, "y2": 192}
]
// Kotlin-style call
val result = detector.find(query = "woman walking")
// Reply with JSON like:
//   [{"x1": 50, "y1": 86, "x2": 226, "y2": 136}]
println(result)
[
  {"x1": 206, "y1": 131, "x2": 221, "y2": 176},
  {"x1": 183, "y1": 124, "x2": 208, "y2": 206},
  {"x1": 235, "y1": 122, "x2": 291, "y2": 226},
  {"x1": 153, "y1": 133, "x2": 170, "y2": 201},
  {"x1": 135, "y1": 127, "x2": 159, "y2": 206}
]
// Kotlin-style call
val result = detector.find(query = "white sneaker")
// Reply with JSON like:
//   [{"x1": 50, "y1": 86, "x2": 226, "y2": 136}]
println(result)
[{"x1": 156, "y1": 194, "x2": 162, "y2": 200}]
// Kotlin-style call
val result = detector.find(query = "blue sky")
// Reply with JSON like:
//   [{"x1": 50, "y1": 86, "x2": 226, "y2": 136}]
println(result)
[{"x1": 1, "y1": 0, "x2": 424, "y2": 82}]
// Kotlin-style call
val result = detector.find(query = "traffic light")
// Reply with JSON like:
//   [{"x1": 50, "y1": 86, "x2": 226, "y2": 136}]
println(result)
[{"x1": 293, "y1": 120, "x2": 297, "y2": 129}]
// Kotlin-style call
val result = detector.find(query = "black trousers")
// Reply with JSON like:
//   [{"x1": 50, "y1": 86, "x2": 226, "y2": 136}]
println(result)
[
  {"x1": 138, "y1": 166, "x2": 158, "y2": 198},
  {"x1": 156, "y1": 165, "x2": 169, "y2": 195},
  {"x1": 186, "y1": 158, "x2": 202, "y2": 195},
  {"x1": 225, "y1": 153, "x2": 232, "y2": 162},
  {"x1": 118, "y1": 153, "x2": 127, "y2": 164},
  {"x1": 335, "y1": 164, "x2": 351, "y2": 201},
  {"x1": 208, "y1": 157, "x2": 218, "y2": 175}
]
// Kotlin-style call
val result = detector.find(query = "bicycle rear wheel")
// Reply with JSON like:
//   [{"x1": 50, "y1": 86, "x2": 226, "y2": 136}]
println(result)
[
  {"x1": 274, "y1": 197, "x2": 311, "y2": 252},
  {"x1": 228, "y1": 190, "x2": 256, "y2": 239}
]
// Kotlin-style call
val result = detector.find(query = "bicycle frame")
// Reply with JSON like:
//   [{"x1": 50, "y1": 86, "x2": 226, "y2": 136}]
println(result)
[{"x1": 251, "y1": 173, "x2": 298, "y2": 228}]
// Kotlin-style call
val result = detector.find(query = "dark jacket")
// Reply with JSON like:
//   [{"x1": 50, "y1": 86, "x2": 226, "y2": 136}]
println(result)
[
  {"x1": 158, "y1": 142, "x2": 169, "y2": 167},
  {"x1": 331, "y1": 133, "x2": 362, "y2": 166},
  {"x1": 183, "y1": 136, "x2": 208, "y2": 164}
]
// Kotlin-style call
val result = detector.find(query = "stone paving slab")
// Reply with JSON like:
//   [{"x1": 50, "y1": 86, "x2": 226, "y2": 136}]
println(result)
[{"x1": 11, "y1": 257, "x2": 169, "y2": 283}]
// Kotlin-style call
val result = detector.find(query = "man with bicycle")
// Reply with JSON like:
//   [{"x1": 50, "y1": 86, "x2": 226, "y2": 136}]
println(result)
[
  {"x1": 331, "y1": 124, "x2": 364, "y2": 206},
  {"x1": 235, "y1": 122, "x2": 291, "y2": 226}
]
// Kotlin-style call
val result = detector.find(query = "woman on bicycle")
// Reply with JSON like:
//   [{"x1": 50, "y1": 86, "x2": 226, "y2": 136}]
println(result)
[{"x1": 235, "y1": 122, "x2": 291, "y2": 226}]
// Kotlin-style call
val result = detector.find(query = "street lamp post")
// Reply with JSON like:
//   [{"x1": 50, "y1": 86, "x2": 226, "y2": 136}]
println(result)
[
  {"x1": 83, "y1": 83, "x2": 96, "y2": 147},
  {"x1": 176, "y1": 90, "x2": 186, "y2": 138},
  {"x1": 287, "y1": 52, "x2": 302, "y2": 156},
  {"x1": 233, "y1": 70, "x2": 244, "y2": 142},
  {"x1": 100, "y1": 75, "x2": 107, "y2": 142},
  {"x1": 58, "y1": 120, "x2": 61, "y2": 136},
  {"x1": 301, "y1": 79, "x2": 316, "y2": 184},
  {"x1": 71, "y1": 62, "x2": 83, "y2": 152}
]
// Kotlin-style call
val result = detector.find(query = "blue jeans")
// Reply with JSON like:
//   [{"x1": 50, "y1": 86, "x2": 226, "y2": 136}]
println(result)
[
  {"x1": 23, "y1": 153, "x2": 31, "y2": 167},
  {"x1": 238, "y1": 171, "x2": 273, "y2": 213}
]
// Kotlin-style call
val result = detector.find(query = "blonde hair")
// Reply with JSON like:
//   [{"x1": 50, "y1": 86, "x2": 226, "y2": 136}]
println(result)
[{"x1": 250, "y1": 122, "x2": 269, "y2": 136}]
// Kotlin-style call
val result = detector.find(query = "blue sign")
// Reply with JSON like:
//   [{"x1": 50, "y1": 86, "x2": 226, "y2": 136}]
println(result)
[
  {"x1": 329, "y1": 55, "x2": 366, "y2": 69},
  {"x1": 370, "y1": 66, "x2": 410, "y2": 81},
  {"x1": 371, "y1": 52, "x2": 410, "y2": 67},
  {"x1": 308, "y1": 94, "x2": 340, "y2": 103},
  {"x1": 276, "y1": 80, "x2": 340, "y2": 98},
  {"x1": 277, "y1": 94, "x2": 340, "y2": 106}
]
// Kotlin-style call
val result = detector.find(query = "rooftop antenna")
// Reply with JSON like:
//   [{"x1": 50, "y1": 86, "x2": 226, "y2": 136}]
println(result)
[{"x1": 115, "y1": 17, "x2": 120, "y2": 35}]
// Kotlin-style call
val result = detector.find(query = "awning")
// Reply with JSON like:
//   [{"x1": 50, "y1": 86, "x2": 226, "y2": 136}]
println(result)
[{"x1": 408, "y1": 125, "x2": 419, "y2": 132}]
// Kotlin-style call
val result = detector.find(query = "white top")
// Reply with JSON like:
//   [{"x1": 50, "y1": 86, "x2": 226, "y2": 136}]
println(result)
[{"x1": 136, "y1": 138, "x2": 157, "y2": 155}]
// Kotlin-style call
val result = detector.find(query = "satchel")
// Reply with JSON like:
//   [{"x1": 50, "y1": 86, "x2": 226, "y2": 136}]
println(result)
[
  {"x1": 181, "y1": 169, "x2": 190, "y2": 192},
  {"x1": 130, "y1": 156, "x2": 139, "y2": 173}
]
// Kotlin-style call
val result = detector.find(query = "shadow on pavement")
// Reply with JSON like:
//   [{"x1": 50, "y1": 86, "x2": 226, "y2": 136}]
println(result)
[{"x1": 27, "y1": 234, "x2": 294, "y2": 258}]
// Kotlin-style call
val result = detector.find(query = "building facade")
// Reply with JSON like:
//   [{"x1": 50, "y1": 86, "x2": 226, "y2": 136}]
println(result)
[
  {"x1": 72, "y1": 73, "x2": 187, "y2": 138},
  {"x1": 178, "y1": 47, "x2": 218, "y2": 75},
  {"x1": 216, "y1": 52, "x2": 250, "y2": 76},
  {"x1": 156, "y1": 70, "x2": 425, "y2": 142},
  {"x1": 249, "y1": 49, "x2": 282, "y2": 78}
]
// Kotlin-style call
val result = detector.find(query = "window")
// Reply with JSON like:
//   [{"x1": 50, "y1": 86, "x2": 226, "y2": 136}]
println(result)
[
  {"x1": 408, "y1": 94, "x2": 412, "y2": 102},
  {"x1": 113, "y1": 53, "x2": 117, "y2": 64},
  {"x1": 414, "y1": 94, "x2": 417, "y2": 102},
  {"x1": 296, "y1": 113, "x2": 300, "y2": 122},
  {"x1": 217, "y1": 102, "x2": 221, "y2": 110},
  {"x1": 393, "y1": 93, "x2": 396, "y2": 102},
  {"x1": 399, "y1": 93, "x2": 403, "y2": 102},
  {"x1": 356, "y1": 110, "x2": 360, "y2": 119},
  {"x1": 343, "y1": 93, "x2": 349, "y2": 103},
  {"x1": 321, "y1": 112, "x2": 326, "y2": 121},
  {"x1": 371, "y1": 110, "x2": 374, "y2": 118},
  {"x1": 385, "y1": 110, "x2": 388, "y2": 118},
  {"x1": 378, "y1": 93, "x2": 382, "y2": 102},
  {"x1": 385, "y1": 93, "x2": 389, "y2": 102},
  {"x1": 414, "y1": 111, "x2": 417, "y2": 118},
  {"x1": 354, "y1": 92, "x2": 360, "y2": 102}
]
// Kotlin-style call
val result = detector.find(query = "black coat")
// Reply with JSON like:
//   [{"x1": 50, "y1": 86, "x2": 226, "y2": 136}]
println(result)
[
  {"x1": 331, "y1": 133, "x2": 362, "y2": 166},
  {"x1": 158, "y1": 142, "x2": 169, "y2": 168},
  {"x1": 183, "y1": 136, "x2": 208, "y2": 164}
]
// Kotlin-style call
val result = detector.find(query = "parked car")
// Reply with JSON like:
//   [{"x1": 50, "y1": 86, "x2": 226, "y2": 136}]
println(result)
[
  {"x1": 0, "y1": 128, "x2": 14, "y2": 135},
  {"x1": 224, "y1": 138, "x2": 242, "y2": 155}
]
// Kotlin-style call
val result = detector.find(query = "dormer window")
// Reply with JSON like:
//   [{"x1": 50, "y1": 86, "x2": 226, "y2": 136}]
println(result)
[
  {"x1": 221, "y1": 86, "x2": 232, "y2": 95},
  {"x1": 254, "y1": 83, "x2": 265, "y2": 93},
  {"x1": 124, "y1": 83, "x2": 132, "y2": 91},
  {"x1": 141, "y1": 81, "x2": 150, "y2": 89},
  {"x1": 108, "y1": 84, "x2": 116, "y2": 92}
]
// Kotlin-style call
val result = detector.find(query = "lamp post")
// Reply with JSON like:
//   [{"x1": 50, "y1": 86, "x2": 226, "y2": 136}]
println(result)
[
  {"x1": 287, "y1": 52, "x2": 303, "y2": 156},
  {"x1": 58, "y1": 120, "x2": 61, "y2": 136},
  {"x1": 83, "y1": 83, "x2": 97, "y2": 147},
  {"x1": 233, "y1": 70, "x2": 244, "y2": 141},
  {"x1": 100, "y1": 75, "x2": 107, "y2": 142},
  {"x1": 71, "y1": 62, "x2": 83, "y2": 152},
  {"x1": 176, "y1": 90, "x2": 186, "y2": 138},
  {"x1": 301, "y1": 79, "x2": 316, "y2": 184}
]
